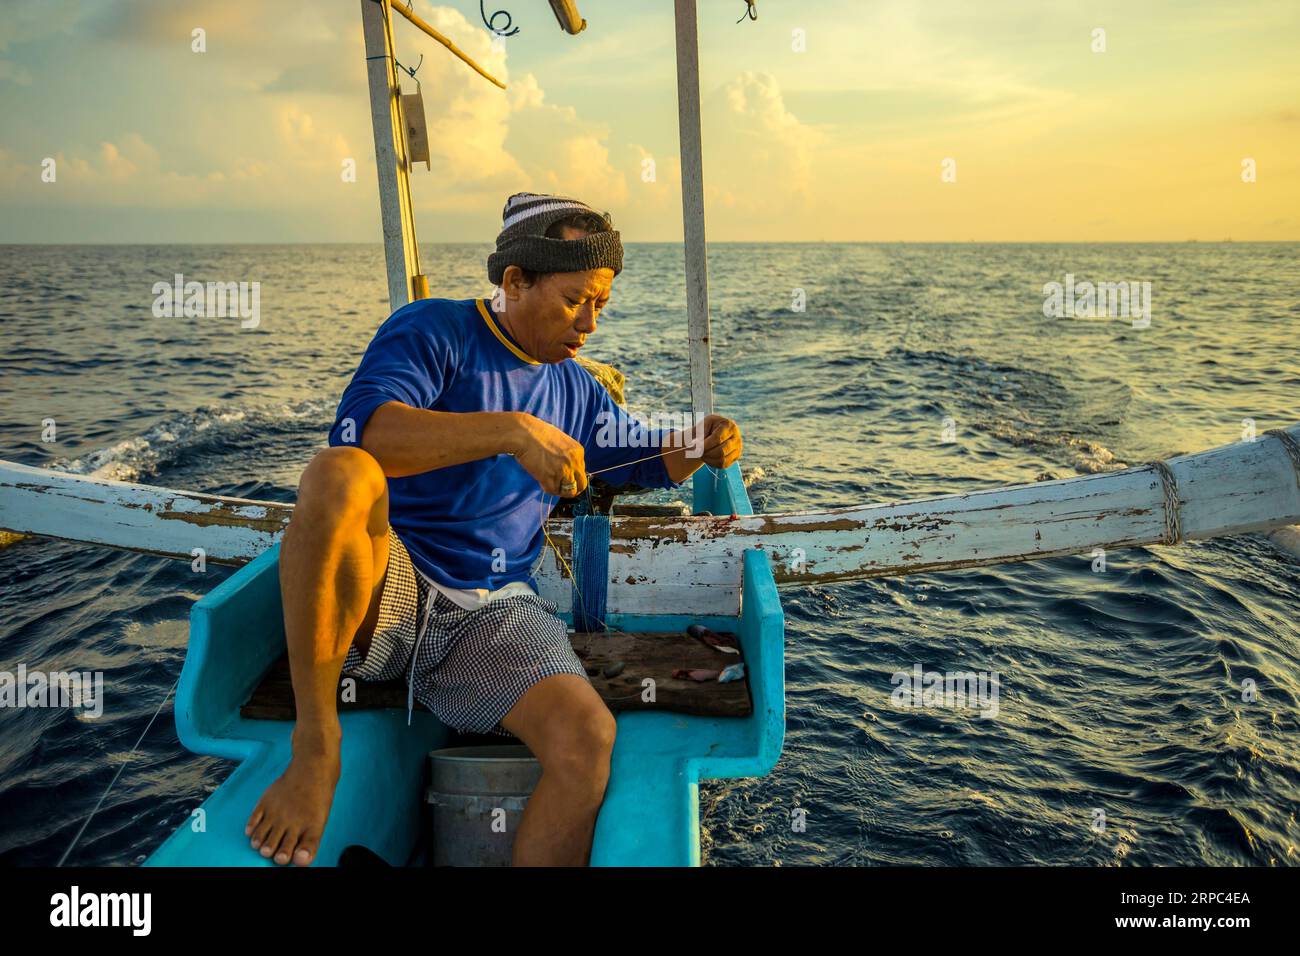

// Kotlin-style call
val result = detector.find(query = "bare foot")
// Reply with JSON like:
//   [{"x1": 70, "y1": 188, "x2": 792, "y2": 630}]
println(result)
[{"x1": 245, "y1": 727, "x2": 341, "y2": 866}]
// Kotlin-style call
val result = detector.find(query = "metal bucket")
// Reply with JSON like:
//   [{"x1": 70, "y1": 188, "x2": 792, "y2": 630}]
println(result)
[{"x1": 425, "y1": 745, "x2": 541, "y2": 866}]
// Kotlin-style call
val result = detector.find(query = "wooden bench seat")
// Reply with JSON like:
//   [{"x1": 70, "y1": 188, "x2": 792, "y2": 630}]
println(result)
[{"x1": 240, "y1": 630, "x2": 751, "y2": 721}]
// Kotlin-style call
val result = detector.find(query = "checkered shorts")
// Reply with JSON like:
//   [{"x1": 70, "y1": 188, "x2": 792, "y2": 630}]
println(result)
[{"x1": 341, "y1": 528, "x2": 589, "y2": 736}]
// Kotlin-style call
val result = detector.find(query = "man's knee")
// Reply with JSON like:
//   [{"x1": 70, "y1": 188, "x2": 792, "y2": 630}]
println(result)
[
  {"x1": 542, "y1": 703, "x2": 616, "y2": 790},
  {"x1": 297, "y1": 446, "x2": 386, "y2": 517}
]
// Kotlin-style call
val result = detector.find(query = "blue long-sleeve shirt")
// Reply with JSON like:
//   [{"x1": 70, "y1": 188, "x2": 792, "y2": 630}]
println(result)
[{"x1": 329, "y1": 296, "x2": 680, "y2": 591}]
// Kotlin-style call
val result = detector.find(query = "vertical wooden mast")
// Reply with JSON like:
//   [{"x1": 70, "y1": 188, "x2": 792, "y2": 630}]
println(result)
[
  {"x1": 361, "y1": 0, "x2": 424, "y2": 312},
  {"x1": 673, "y1": 0, "x2": 714, "y2": 422}
]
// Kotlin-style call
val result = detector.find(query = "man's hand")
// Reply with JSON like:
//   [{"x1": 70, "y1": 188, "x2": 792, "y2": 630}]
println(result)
[
  {"x1": 510, "y1": 413, "x2": 589, "y2": 498},
  {"x1": 696, "y1": 414, "x2": 743, "y2": 469},
  {"x1": 663, "y1": 414, "x2": 743, "y2": 484}
]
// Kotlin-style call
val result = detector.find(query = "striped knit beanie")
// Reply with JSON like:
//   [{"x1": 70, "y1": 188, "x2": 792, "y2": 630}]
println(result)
[{"x1": 487, "y1": 192, "x2": 623, "y2": 285}]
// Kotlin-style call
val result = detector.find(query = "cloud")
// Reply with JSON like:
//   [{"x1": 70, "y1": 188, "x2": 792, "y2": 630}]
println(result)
[
  {"x1": 95, "y1": 0, "x2": 263, "y2": 48},
  {"x1": 0, "y1": 59, "x2": 32, "y2": 86},
  {"x1": 0, "y1": 0, "x2": 86, "y2": 87},
  {"x1": 704, "y1": 71, "x2": 825, "y2": 219},
  {"x1": 379, "y1": 7, "x2": 628, "y2": 219},
  {"x1": 0, "y1": 0, "x2": 85, "y2": 53},
  {"x1": 501, "y1": 72, "x2": 626, "y2": 208},
  {"x1": 0, "y1": 2, "x2": 633, "y2": 235},
  {"x1": 98, "y1": 133, "x2": 159, "y2": 181}
]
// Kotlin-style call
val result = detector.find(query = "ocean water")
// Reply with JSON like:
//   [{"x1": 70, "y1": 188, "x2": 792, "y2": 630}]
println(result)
[{"x1": 0, "y1": 241, "x2": 1297, "y2": 867}]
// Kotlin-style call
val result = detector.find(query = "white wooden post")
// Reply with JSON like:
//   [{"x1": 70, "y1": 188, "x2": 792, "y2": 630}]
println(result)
[
  {"x1": 361, "y1": 0, "x2": 424, "y2": 312},
  {"x1": 673, "y1": 0, "x2": 714, "y2": 422}
]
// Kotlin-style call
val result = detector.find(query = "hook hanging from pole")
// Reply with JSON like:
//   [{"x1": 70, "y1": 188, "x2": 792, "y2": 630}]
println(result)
[
  {"x1": 395, "y1": 52, "x2": 422, "y2": 80},
  {"x1": 480, "y1": 2, "x2": 520, "y2": 37}
]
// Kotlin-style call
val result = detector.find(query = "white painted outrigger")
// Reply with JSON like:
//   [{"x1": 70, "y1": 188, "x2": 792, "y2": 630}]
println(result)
[{"x1": 3, "y1": 425, "x2": 1298, "y2": 619}]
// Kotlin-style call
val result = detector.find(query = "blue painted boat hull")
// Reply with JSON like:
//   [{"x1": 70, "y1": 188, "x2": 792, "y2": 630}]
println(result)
[{"x1": 147, "y1": 465, "x2": 784, "y2": 866}]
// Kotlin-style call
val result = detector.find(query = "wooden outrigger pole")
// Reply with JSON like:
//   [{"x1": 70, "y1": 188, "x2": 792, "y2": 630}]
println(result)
[{"x1": 4, "y1": 426, "x2": 1298, "y2": 616}]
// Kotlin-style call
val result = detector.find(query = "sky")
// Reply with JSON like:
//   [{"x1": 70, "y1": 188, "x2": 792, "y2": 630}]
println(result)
[{"x1": 0, "y1": 0, "x2": 1296, "y2": 243}]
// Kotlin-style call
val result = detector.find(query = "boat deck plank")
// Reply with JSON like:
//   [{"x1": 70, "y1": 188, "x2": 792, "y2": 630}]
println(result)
[{"x1": 240, "y1": 630, "x2": 751, "y2": 721}]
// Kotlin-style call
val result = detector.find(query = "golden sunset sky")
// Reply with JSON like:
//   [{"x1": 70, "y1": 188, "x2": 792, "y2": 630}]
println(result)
[{"x1": 0, "y1": 0, "x2": 1295, "y2": 242}]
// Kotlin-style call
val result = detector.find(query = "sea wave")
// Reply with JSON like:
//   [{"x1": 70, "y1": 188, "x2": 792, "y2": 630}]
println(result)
[{"x1": 46, "y1": 399, "x2": 335, "y2": 482}]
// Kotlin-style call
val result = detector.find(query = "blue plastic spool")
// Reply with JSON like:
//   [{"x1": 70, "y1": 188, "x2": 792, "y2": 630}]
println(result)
[{"x1": 570, "y1": 514, "x2": 610, "y2": 632}]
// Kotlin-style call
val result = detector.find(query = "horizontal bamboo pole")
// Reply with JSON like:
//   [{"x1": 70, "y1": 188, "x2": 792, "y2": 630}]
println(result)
[
  {"x1": 548, "y1": 0, "x2": 587, "y2": 35},
  {"x1": 1, "y1": 426, "x2": 1297, "y2": 615},
  {"x1": 388, "y1": 0, "x2": 506, "y2": 90}
]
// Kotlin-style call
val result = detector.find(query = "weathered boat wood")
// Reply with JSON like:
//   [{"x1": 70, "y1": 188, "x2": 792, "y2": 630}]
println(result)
[
  {"x1": 240, "y1": 630, "x2": 751, "y2": 721},
  {"x1": 554, "y1": 425, "x2": 1300, "y2": 594},
  {"x1": 4, "y1": 425, "x2": 1299, "y2": 614},
  {"x1": 571, "y1": 628, "x2": 750, "y2": 715},
  {"x1": 0, "y1": 459, "x2": 290, "y2": 565}
]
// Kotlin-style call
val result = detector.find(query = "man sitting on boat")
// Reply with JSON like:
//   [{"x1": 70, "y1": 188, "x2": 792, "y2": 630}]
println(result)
[{"x1": 245, "y1": 191, "x2": 744, "y2": 866}]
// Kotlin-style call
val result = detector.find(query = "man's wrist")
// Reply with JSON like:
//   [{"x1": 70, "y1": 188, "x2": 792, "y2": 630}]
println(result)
[
  {"x1": 498, "y1": 411, "x2": 528, "y2": 457},
  {"x1": 665, "y1": 445, "x2": 704, "y2": 484}
]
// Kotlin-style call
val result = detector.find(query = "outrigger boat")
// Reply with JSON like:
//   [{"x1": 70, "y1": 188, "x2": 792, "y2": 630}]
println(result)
[{"x1": 2, "y1": 0, "x2": 1298, "y2": 867}]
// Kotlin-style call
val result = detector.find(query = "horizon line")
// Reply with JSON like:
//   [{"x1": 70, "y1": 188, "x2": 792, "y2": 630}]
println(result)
[{"x1": 2, "y1": 239, "x2": 1296, "y2": 247}]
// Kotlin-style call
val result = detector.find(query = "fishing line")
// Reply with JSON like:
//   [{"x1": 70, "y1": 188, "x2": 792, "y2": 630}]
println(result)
[
  {"x1": 587, "y1": 446, "x2": 675, "y2": 477},
  {"x1": 57, "y1": 675, "x2": 181, "y2": 867},
  {"x1": 363, "y1": 52, "x2": 422, "y2": 80},
  {"x1": 586, "y1": 425, "x2": 739, "y2": 478}
]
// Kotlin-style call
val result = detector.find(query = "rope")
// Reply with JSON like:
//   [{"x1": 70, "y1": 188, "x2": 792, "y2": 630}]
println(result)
[
  {"x1": 365, "y1": 53, "x2": 422, "y2": 86},
  {"x1": 1265, "y1": 429, "x2": 1300, "y2": 491},
  {"x1": 588, "y1": 447, "x2": 675, "y2": 478},
  {"x1": 1147, "y1": 459, "x2": 1183, "y2": 545},
  {"x1": 57, "y1": 675, "x2": 180, "y2": 867},
  {"x1": 1147, "y1": 433, "x2": 1299, "y2": 547}
]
